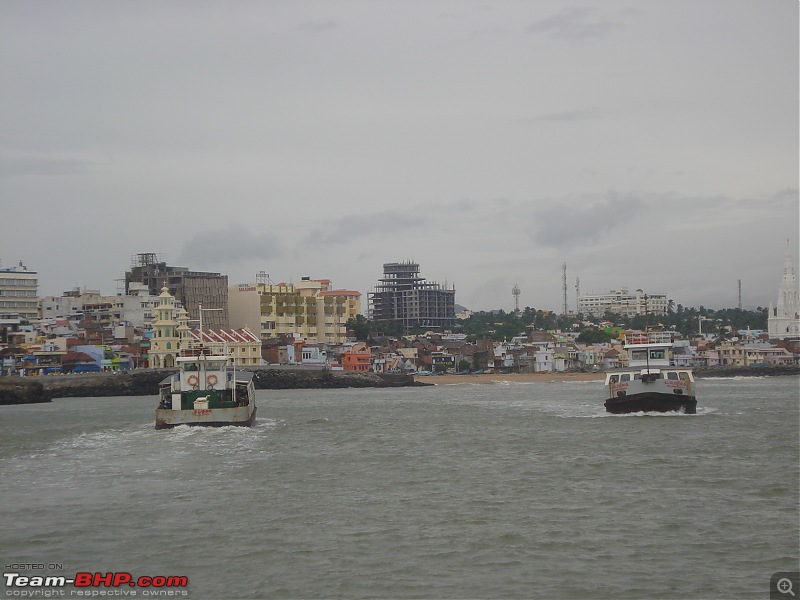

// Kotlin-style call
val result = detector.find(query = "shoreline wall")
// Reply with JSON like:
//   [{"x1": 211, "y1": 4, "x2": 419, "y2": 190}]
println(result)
[{"x1": 0, "y1": 368, "x2": 427, "y2": 404}]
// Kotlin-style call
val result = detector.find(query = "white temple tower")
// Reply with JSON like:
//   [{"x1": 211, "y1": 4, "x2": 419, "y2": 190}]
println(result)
[{"x1": 767, "y1": 240, "x2": 800, "y2": 340}]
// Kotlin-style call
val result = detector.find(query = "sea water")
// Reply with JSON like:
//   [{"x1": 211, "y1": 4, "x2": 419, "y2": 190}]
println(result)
[{"x1": 1, "y1": 376, "x2": 798, "y2": 599}]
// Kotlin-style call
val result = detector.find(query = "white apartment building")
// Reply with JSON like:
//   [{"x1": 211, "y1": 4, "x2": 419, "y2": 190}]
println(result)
[
  {"x1": 41, "y1": 284, "x2": 162, "y2": 329},
  {"x1": 0, "y1": 261, "x2": 39, "y2": 321},
  {"x1": 578, "y1": 287, "x2": 668, "y2": 318}
]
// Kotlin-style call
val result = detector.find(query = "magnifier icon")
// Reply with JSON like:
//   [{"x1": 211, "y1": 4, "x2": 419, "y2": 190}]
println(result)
[{"x1": 778, "y1": 578, "x2": 795, "y2": 596}]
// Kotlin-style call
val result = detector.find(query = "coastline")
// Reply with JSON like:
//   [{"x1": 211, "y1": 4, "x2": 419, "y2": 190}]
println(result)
[
  {"x1": 2, "y1": 365, "x2": 797, "y2": 404},
  {"x1": 415, "y1": 372, "x2": 605, "y2": 385},
  {"x1": 414, "y1": 365, "x2": 800, "y2": 385}
]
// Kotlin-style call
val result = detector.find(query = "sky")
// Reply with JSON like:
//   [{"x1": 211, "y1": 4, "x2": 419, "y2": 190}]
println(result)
[{"x1": 1, "y1": 0, "x2": 798, "y2": 314}]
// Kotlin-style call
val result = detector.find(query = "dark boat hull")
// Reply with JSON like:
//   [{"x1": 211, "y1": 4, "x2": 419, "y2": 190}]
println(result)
[{"x1": 604, "y1": 392, "x2": 696, "y2": 414}]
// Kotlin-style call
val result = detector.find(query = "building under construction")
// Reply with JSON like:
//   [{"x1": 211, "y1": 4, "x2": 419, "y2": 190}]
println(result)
[
  {"x1": 125, "y1": 253, "x2": 229, "y2": 329},
  {"x1": 368, "y1": 262, "x2": 455, "y2": 333}
]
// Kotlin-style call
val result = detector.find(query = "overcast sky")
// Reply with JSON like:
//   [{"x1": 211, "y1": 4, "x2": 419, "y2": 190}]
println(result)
[{"x1": 1, "y1": 0, "x2": 797, "y2": 314}]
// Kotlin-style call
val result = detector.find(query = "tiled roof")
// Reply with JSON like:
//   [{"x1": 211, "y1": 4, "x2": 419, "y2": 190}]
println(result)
[
  {"x1": 63, "y1": 351, "x2": 94, "y2": 362},
  {"x1": 190, "y1": 328, "x2": 260, "y2": 344}
]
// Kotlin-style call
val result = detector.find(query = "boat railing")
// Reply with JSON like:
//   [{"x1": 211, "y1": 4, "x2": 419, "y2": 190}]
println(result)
[{"x1": 181, "y1": 340, "x2": 231, "y2": 357}]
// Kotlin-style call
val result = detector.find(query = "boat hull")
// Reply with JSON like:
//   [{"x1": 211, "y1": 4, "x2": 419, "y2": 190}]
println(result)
[
  {"x1": 604, "y1": 392, "x2": 696, "y2": 414},
  {"x1": 155, "y1": 405, "x2": 257, "y2": 429}
]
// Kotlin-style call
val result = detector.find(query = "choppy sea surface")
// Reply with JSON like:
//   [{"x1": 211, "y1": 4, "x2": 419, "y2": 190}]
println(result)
[{"x1": 1, "y1": 376, "x2": 798, "y2": 599}]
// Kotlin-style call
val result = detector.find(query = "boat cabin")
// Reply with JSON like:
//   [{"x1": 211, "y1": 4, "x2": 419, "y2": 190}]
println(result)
[
  {"x1": 178, "y1": 354, "x2": 230, "y2": 391},
  {"x1": 604, "y1": 369, "x2": 694, "y2": 386}
]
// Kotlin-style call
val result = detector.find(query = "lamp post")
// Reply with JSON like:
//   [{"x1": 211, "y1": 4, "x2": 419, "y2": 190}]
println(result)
[{"x1": 698, "y1": 316, "x2": 710, "y2": 336}]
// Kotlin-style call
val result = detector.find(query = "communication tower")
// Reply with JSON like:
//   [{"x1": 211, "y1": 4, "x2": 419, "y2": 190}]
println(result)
[
  {"x1": 562, "y1": 262, "x2": 568, "y2": 315},
  {"x1": 575, "y1": 277, "x2": 580, "y2": 312},
  {"x1": 512, "y1": 284, "x2": 521, "y2": 314},
  {"x1": 738, "y1": 279, "x2": 742, "y2": 310}
]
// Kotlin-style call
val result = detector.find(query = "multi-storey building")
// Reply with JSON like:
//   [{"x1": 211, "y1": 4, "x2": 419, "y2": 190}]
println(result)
[
  {"x1": 229, "y1": 277, "x2": 361, "y2": 343},
  {"x1": 41, "y1": 284, "x2": 161, "y2": 330},
  {"x1": 578, "y1": 287, "x2": 668, "y2": 318},
  {"x1": 768, "y1": 241, "x2": 800, "y2": 340},
  {"x1": 125, "y1": 252, "x2": 229, "y2": 329},
  {"x1": 368, "y1": 262, "x2": 455, "y2": 333},
  {"x1": 0, "y1": 261, "x2": 39, "y2": 321}
]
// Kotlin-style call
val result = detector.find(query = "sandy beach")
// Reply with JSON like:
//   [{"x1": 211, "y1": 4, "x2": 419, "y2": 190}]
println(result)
[{"x1": 414, "y1": 372, "x2": 605, "y2": 385}]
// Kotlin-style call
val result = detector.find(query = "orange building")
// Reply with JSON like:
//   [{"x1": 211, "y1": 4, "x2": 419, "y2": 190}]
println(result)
[{"x1": 341, "y1": 342, "x2": 371, "y2": 372}]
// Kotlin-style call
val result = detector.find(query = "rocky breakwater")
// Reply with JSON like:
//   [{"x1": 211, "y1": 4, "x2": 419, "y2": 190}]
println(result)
[
  {"x1": 0, "y1": 377, "x2": 50, "y2": 405},
  {"x1": 250, "y1": 368, "x2": 423, "y2": 389},
  {"x1": 694, "y1": 365, "x2": 800, "y2": 378},
  {"x1": 1, "y1": 370, "x2": 173, "y2": 404},
  {"x1": 0, "y1": 368, "x2": 426, "y2": 404}
]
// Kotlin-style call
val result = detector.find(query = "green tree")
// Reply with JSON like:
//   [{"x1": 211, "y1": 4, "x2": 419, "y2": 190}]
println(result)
[
  {"x1": 346, "y1": 315, "x2": 371, "y2": 341},
  {"x1": 576, "y1": 329, "x2": 614, "y2": 344}
]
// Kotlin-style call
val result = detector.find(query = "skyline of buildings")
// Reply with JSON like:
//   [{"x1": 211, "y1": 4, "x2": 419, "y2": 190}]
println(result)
[{"x1": 3, "y1": 248, "x2": 799, "y2": 343}]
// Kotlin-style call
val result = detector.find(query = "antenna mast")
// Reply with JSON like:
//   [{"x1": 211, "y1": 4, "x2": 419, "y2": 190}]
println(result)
[
  {"x1": 738, "y1": 279, "x2": 742, "y2": 310},
  {"x1": 512, "y1": 284, "x2": 521, "y2": 315},
  {"x1": 575, "y1": 276, "x2": 580, "y2": 313},
  {"x1": 562, "y1": 262, "x2": 568, "y2": 315}
]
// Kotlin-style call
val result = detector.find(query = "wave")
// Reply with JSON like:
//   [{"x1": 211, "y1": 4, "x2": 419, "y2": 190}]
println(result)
[{"x1": 701, "y1": 375, "x2": 769, "y2": 381}]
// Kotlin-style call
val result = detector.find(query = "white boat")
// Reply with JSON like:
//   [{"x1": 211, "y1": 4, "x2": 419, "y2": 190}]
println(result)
[
  {"x1": 603, "y1": 331, "x2": 697, "y2": 414},
  {"x1": 155, "y1": 345, "x2": 256, "y2": 429}
]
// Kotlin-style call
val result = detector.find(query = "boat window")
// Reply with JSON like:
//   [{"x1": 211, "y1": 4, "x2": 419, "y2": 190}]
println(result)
[
  {"x1": 205, "y1": 361, "x2": 226, "y2": 371},
  {"x1": 650, "y1": 349, "x2": 666, "y2": 360},
  {"x1": 634, "y1": 373, "x2": 642, "y2": 380},
  {"x1": 630, "y1": 350, "x2": 647, "y2": 361},
  {"x1": 679, "y1": 372, "x2": 690, "y2": 381},
  {"x1": 666, "y1": 372, "x2": 678, "y2": 380},
  {"x1": 609, "y1": 375, "x2": 619, "y2": 383},
  {"x1": 185, "y1": 362, "x2": 198, "y2": 371},
  {"x1": 620, "y1": 374, "x2": 631, "y2": 382}
]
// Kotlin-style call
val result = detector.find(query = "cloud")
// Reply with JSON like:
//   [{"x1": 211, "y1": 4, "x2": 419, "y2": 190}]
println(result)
[
  {"x1": 519, "y1": 108, "x2": 611, "y2": 124},
  {"x1": 304, "y1": 209, "x2": 425, "y2": 246},
  {"x1": 297, "y1": 19, "x2": 338, "y2": 32},
  {"x1": 0, "y1": 156, "x2": 93, "y2": 176},
  {"x1": 531, "y1": 192, "x2": 644, "y2": 248},
  {"x1": 178, "y1": 224, "x2": 283, "y2": 267},
  {"x1": 526, "y1": 7, "x2": 621, "y2": 40}
]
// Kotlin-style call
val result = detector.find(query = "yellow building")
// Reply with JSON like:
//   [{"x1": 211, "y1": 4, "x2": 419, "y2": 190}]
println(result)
[
  {"x1": 149, "y1": 287, "x2": 190, "y2": 368},
  {"x1": 230, "y1": 278, "x2": 361, "y2": 344}
]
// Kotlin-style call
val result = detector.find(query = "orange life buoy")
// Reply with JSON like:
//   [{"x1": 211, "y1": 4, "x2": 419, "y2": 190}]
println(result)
[
  {"x1": 187, "y1": 374, "x2": 199, "y2": 387},
  {"x1": 206, "y1": 374, "x2": 218, "y2": 387}
]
